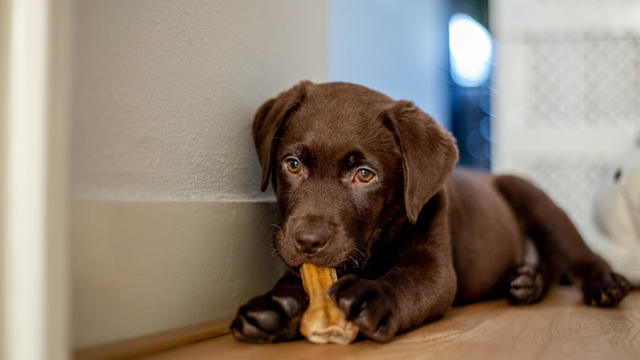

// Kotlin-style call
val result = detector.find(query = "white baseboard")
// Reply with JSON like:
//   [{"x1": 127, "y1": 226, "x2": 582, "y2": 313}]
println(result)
[{"x1": 71, "y1": 200, "x2": 284, "y2": 348}]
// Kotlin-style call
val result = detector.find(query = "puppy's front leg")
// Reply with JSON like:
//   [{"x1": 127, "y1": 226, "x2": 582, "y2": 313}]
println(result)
[
  {"x1": 330, "y1": 198, "x2": 457, "y2": 341},
  {"x1": 329, "y1": 253, "x2": 456, "y2": 342},
  {"x1": 231, "y1": 273, "x2": 308, "y2": 343}
]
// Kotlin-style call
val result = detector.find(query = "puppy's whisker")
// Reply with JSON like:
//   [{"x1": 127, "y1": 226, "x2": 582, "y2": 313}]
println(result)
[
  {"x1": 353, "y1": 247, "x2": 367, "y2": 259},
  {"x1": 349, "y1": 256, "x2": 359, "y2": 268},
  {"x1": 270, "y1": 223, "x2": 282, "y2": 230}
]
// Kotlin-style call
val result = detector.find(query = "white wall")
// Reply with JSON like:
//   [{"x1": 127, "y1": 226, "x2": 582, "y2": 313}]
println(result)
[
  {"x1": 71, "y1": 0, "x2": 328, "y2": 348},
  {"x1": 329, "y1": 0, "x2": 450, "y2": 128},
  {"x1": 72, "y1": 0, "x2": 328, "y2": 201}
]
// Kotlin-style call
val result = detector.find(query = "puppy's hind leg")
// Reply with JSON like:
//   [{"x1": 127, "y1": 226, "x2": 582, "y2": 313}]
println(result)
[
  {"x1": 495, "y1": 175, "x2": 631, "y2": 307},
  {"x1": 506, "y1": 239, "x2": 549, "y2": 305}
]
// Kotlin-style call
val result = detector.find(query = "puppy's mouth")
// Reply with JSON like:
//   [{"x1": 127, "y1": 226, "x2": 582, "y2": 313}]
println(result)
[{"x1": 274, "y1": 229, "x2": 369, "y2": 274}]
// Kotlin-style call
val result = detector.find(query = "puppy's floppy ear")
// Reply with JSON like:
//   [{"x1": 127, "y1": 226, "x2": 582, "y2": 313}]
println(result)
[
  {"x1": 384, "y1": 100, "x2": 459, "y2": 224},
  {"x1": 253, "y1": 80, "x2": 311, "y2": 191}
]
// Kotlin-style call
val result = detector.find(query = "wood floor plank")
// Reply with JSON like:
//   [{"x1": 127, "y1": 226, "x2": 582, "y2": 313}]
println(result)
[{"x1": 146, "y1": 288, "x2": 640, "y2": 360}]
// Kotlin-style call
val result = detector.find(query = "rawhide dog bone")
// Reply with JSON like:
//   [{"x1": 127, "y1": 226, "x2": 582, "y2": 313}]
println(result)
[{"x1": 299, "y1": 263, "x2": 359, "y2": 344}]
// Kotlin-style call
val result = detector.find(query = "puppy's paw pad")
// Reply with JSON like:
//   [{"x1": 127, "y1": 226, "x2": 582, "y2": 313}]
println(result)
[
  {"x1": 231, "y1": 292, "x2": 307, "y2": 343},
  {"x1": 231, "y1": 313, "x2": 275, "y2": 343},
  {"x1": 582, "y1": 271, "x2": 630, "y2": 307},
  {"x1": 507, "y1": 265, "x2": 545, "y2": 305},
  {"x1": 329, "y1": 275, "x2": 398, "y2": 342}
]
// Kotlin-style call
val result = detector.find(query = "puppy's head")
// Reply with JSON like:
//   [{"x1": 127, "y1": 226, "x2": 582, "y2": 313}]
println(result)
[{"x1": 253, "y1": 81, "x2": 457, "y2": 271}]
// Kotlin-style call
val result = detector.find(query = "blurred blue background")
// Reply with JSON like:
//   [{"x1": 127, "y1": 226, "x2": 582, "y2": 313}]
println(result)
[{"x1": 330, "y1": 0, "x2": 492, "y2": 169}]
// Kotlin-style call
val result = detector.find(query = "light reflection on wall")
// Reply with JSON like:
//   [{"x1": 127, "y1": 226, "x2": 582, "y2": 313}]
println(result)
[{"x1": 449, "y1": 13, "x2": 493, "y2": 87}]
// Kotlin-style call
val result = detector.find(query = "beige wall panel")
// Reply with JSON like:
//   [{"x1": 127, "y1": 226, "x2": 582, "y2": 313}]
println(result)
[{"x1": 72, "y1": 200, "x2": 283, "y2": 347}]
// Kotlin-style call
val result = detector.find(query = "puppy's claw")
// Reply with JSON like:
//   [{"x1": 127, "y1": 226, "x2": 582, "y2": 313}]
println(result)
[{"x1": 511, "y1": 277, "x2": 531, "y2": 288}]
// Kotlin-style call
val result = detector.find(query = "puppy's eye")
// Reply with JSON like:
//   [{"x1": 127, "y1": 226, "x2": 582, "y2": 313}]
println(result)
[
  {"x1": 355, "y1": 168, "x2": 375, "y2": 183},
  {"x1": 285, "y1": 158, "x2": 302, "y2": 174}
]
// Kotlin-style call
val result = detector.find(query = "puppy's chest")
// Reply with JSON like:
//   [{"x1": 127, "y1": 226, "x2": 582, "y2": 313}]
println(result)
[{"x1": 359, "y1": 239, "x2": 406, "y2": 279}]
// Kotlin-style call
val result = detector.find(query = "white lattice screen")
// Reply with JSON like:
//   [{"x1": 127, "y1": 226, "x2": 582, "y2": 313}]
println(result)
[
  {"x1": 528, "y1": 34, "x2": 640, "y2": 128},
  {"x1": 491, "y1": 0, "x2": 640, "y2": 244}
]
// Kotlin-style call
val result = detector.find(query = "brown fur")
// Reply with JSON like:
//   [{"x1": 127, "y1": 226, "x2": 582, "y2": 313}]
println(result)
[{"x1": 231, "y1": 81, "x2": 631, "y2": 343}]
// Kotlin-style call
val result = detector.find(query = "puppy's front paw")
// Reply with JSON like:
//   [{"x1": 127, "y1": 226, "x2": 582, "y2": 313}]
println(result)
[
  {"x1": 329, "y1": 275, "x2": 399, "y2": 342},
  {"x1": 582, "y1": 270, "x2": 631, "y2": 307},
  {"x1": 231, "y1": 291, "x2": 308, "y2": 343}
]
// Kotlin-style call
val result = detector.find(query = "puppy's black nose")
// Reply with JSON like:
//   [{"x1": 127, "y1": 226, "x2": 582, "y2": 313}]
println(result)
[{"x1": 294, "y1": 227, "x2": 328, "y2": 254}]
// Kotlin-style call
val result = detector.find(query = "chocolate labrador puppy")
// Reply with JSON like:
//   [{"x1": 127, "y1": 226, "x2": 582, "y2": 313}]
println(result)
[{"x1": 231, "y1": 81, "x2": 631, "y2": 343}]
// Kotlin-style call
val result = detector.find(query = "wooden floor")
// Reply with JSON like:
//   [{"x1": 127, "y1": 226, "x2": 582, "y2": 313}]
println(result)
[{"x1": 147, "y1": 287, "x2": 640, "y2": 360}]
